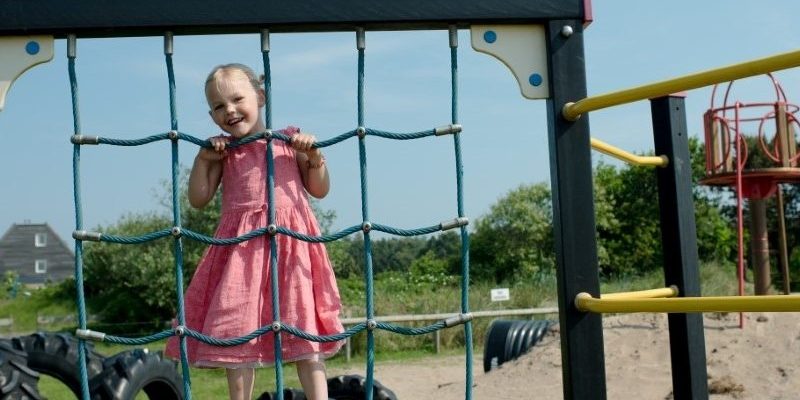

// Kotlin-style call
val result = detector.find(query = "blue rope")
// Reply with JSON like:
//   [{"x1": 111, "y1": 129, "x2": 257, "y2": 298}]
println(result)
[
  {"x1": 354, "y1": 29, "x2": 377, "y2": 400},
  {"x1": 103, "y1": 330, "x2": 175, "y2": 345},
  {"x1": 450, "y1": 28, "x2": 474, "y2": 400},
  {"x1": 262, "y1": 36, "x2": 286, "y2": 400},
  {"x1": 93, "y1": 221, "x2": 451, "y2": 246},
  {"x1": 165, "y1": 41, "x2": 193, "y2": 399},
  {"x1": 81, "y1": 126, "x2": 440, "y2": 149},
  {"x1": 71, "y1": 28, "x2": 473, "y2": 400},
  {"x1": 67, "y1": 39, "x2": 91, "y2": 400}
]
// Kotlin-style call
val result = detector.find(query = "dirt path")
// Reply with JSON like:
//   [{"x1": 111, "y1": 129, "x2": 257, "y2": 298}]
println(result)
[{"x1": 330, "y1": 312, "x2": 800, "y2": 399}]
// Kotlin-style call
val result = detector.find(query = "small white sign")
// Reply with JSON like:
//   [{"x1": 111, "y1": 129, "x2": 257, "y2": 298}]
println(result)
[{"x1": 491, "y1": 288, "x2": 510, "y2": 302}]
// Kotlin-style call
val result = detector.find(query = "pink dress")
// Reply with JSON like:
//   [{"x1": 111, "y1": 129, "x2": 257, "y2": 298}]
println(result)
[{"x1": 165, "y1": 126, "x2": 344, "y2": 367}]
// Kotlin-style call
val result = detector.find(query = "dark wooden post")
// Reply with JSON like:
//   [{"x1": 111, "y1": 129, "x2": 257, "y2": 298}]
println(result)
[
  {"x1": 651, "y1": 94, "x2": 709, "y2": 400},
  {"x1": 546, "y1": 20, "x2": 607, "y2": 400}
]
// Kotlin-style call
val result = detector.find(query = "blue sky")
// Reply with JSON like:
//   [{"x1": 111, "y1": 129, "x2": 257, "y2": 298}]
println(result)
[{"x1": 1, "y1": 1, "x2": 798, "y2": 243}]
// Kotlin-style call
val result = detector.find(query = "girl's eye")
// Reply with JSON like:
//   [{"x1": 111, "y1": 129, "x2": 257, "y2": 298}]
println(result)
[
  {"x1": 213, "y1": 105, "x2": 223, "y2": 111},
  {"x1": 234, "y1": 96, "x2": 244, "y2": 103}
]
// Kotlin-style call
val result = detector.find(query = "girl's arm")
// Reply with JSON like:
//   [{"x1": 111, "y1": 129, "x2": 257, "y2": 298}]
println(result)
[
  {"x1": 188, "y1": 137, "x2": 227, "y2": 208},
  {"x1": 292, "y1": 133, "x2": 330, "y2": 198}
]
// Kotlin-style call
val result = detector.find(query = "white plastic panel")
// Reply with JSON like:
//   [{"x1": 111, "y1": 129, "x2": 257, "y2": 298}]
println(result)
[
  {"x1": 0, "y1": 35, "x2": 54, "y2": 111},
  {"x1": 470, "y1": 25, "x2": 549, "y2": 100}
]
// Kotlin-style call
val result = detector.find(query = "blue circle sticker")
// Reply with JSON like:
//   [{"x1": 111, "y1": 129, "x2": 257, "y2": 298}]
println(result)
[
  {"x1": 25, "y1": 41, "x2": 40, "y2": 55},
  {"x1": 529, "y1": 73, "x2": 543, "y2": 87},
  {"x1": 483, "y1": 31, "x2": 497, "y2": 44}
]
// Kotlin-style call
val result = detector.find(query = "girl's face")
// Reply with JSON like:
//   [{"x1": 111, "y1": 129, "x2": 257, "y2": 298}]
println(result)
[{"x1": 205, "y1": 70, "x2": 265, "y2": 138}]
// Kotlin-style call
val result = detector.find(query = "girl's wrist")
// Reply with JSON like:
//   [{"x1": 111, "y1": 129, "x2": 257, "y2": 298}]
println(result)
[{"x1": 306, "y1": 154, "x2": 326, "y2": 169}]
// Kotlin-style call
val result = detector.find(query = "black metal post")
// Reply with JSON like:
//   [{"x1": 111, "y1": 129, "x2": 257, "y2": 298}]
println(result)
[
  {"x1": 651, "y1": 95, "x2": 709, "y2": 400},
  {"x1": 546, "y1": 20, "x2": 607, "y2": 400}
]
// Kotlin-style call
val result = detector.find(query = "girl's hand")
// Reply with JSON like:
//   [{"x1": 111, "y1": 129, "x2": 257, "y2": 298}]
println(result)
[
  {"x1": 291, "y1": 132, "x2": 322, "y2": 159},
  {"x1": 198, "y1": 136, "x2": 229, "y2": 161}
]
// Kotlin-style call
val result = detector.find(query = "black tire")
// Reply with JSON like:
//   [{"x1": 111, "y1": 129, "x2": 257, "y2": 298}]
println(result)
[
  {"x1": 483, "y1": 319, "x2": 553, "y2": 372},
  {"x1": 255, "y1": 388, "x2": 307, "y2": 400},
  {"x1": 0, "y1": 342, "x2": 43, "y2": 400},
  {"x1": 89, "y1": 349, "x2": 184, "y2": 400},
  {"x1": 483, "y1": 319, "x2": 513, "y2": 372},
  {"x1": 10, "y1": 332, "x2": 104, "y2": 397},
  {"x1": 327, "y1": 374, "x2": 397, "y2": 400}
]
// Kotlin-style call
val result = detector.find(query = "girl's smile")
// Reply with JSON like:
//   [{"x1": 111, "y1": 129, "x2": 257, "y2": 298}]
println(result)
[{"x1": 206, "y1": 69, "x2": 265, "y2": 138}]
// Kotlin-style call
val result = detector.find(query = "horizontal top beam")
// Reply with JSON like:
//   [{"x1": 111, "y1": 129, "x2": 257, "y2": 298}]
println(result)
[{"x1": 0, "y1": 0, "x2": 585, "y2": 38}]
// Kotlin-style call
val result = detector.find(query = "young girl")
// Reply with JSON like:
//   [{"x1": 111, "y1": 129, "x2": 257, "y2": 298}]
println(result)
[{"x1": 166, "y1": 63, "x2": 344, "y2": 400}]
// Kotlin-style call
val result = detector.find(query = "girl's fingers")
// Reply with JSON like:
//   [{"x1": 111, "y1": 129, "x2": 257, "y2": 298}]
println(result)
[{"x1": 293, "y1": 134, "x2": 316, "y2": 151}]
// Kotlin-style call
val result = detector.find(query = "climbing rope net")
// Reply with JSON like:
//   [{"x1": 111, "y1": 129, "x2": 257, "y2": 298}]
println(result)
[{"x1": 70, "y1": 28, "x2": 473, "y2": 400}]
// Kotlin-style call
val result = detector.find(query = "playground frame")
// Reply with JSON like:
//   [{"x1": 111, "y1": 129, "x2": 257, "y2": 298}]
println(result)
[{"x1": 5, "y1": 1, "x2": 800, "y2": 399}]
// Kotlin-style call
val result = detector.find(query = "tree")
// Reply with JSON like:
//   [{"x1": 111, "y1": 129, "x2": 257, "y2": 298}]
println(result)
[{"x1": 470, "y1": 183, "x2": 554, "y2": 283}]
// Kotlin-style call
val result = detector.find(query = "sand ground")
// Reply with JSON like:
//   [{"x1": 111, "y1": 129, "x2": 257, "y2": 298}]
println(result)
[{"x1": 330, "y1": 312, "x2": 800, "y2": 399}]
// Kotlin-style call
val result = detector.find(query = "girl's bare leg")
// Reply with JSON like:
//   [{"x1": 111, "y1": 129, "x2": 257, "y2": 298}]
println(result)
[
  {"x1": 296, "y1": 359, "x2": 328, "y2": 400},
  {"x1": 226, "y1": 368, "x2": 255, "y2": 400}
]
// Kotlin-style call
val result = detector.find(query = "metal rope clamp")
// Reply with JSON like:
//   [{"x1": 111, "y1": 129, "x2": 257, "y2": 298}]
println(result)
[
  {"x1": 271, "y1": 321, "x2": 282, "y2": 332},
  {"x1": 168, "y1": 130, "x2": 179, "y2": 141},
  {"x1": 263, "y1": 129, "x2": 272, "y2": 140},
  {"x1": 366, "y1": 319, "x2": 377, "y2": 331},
  {"x1": 70, "y1": 135, "x2": 99, "y2": 145},
  {"x1": 434, "y1": 124, "x2": 462, "y2": 136},
  {"x1": 361, "y1": 221, "x2": 372, "y2": 233},
  {"x1": 440, "y1": 217, "x2": 469, "y2": 231},
  {"x1": 171, "y1": 226, "x2": 182, "y2": 238},
  {"x1": 356, "y1": 126, "x2": 366, "y2": 139},
  {"x1": 72, "y1": 230, "x2": 101, "y2": 241},
  {"x1": 76, "y1": 328, "x2": 106, "y2": 342},
  {"x1": 444, "y1": 313, "x2": 473, "y2": 328},
  {"x1": 174, "y1": 325, "x2": 186, "y2": 337},
  {"x1": 267, "y1": 224, "x2": 278, "y2": 236}
]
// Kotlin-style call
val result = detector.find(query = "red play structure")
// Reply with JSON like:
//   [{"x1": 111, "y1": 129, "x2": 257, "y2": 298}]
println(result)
[{"x1": 701, "y1": 74, "x2": 800, "y2": 316}]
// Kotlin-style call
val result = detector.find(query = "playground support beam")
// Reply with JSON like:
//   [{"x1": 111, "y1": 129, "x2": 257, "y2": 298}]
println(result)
[
  {"x1": 652, "y1": 95, "x2": 709, "y2": 400},
  {"x1": 546, "y1": 19, "x2": 607, "y2": 400},
  {"x1": 575, "y1": 293, "x2": 800, "y2": 313},
  {"x1": 590, "y1": 137, "x2": 668, "y2": 167},
  {"x1": 601, "y1": 286, "x2": 678, "y2": 300},
  {"x1": 563, "y1": 49, "x2": 800, "y2": 121}
]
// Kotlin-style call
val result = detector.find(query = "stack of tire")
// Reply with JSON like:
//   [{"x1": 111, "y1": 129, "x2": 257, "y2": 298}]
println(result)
[
  {"x1": 1, "y1": 332, "x2": 183, "y2": 400},
  {"x1": 483, "y1": 319, "x2": 553, "y2": 372},
  {"x1": 2, "y1": 332, "x2": 399, "y2": 400}
]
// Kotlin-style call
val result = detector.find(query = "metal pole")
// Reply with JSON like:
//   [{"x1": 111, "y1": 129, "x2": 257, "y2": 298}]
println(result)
[
  {"x1": 545, "y1": 19, "x2": 606, "y2": 400},
  {"x1": 651, "y1": 95, "x2": 709, "y2": 400}
]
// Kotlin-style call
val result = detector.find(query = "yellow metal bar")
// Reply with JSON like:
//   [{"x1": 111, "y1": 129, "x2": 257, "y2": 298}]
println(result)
[
  {"x1": 590, "y1": 137, "x2": 668, "y2": 167},
  {"x1": 600, "y1": 286, "x2": 678, "y2": 300},
  {"x1": 576, "y1": 292, "x2": 800, "y2": 313},
  {"x1": 563, "y1": 49, "x2": 800, "y2": 121}
]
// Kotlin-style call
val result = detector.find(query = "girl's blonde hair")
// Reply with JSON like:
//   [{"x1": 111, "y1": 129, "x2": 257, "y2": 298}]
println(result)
[{"x1": 205, "y1": 63, "x2": 265, "y2": 92}]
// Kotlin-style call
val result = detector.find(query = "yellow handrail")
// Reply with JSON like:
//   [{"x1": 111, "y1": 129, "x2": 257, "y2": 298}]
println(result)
[
  {"x1": 600, "y1": 286, "x2": 678, "y2": 300},
  {"x1": 590, "y1": 137, "x2": 668, "y2": 167},
  {"x1": 576, "y1": 292, "x2": 800, "y2": 313},
  {"x1": 563, "y1": 49, "x2": 800, "y2": 121}
]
